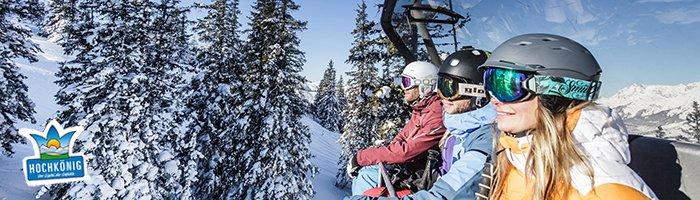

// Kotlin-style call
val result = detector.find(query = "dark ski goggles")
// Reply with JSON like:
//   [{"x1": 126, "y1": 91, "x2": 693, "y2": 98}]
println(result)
[
  {"x1": 400, "y1": 75, "x2": 436, "y2": 90},
  {"x1": 401, "y1": 75, "x2": 417, "y2": 89},
  {"x1": 437, "y1": 75, "x2": 486, "y2": 101},
  {"x1": 483, "y1": 67, "x2": 601, "y2": 103}
]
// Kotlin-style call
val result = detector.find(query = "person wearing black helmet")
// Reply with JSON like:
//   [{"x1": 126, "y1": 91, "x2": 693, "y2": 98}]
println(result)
[{"x1": 346, "y1": 47, "x2": 497, "y2": 200}]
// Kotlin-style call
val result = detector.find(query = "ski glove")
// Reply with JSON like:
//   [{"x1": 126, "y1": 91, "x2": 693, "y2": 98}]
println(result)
[
  {"x1": 347, "y1": 154, "x2": 360, "y2": 178},
  {"x1": 373, "y1": 139, "x2": 388, "y2": 147}
]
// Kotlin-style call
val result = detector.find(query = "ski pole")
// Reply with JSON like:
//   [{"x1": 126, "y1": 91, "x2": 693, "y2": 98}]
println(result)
[{"x1": 378, "y1": 163, "x2": 397, "y2": 197}]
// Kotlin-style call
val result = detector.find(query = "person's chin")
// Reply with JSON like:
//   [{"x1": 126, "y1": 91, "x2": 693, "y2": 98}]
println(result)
[
  {"x1": 442, "y1": 101, "x2": 452, "y2": 108},
  {"x1": 497, "y1": 121, "x2": 530, "y2": 134},
  {"x1": 405, "y1": 97, "x2": 416, "y2": 103},
  {"x1": 497, "y1": 124, "x2": 517, "y2": 133}
]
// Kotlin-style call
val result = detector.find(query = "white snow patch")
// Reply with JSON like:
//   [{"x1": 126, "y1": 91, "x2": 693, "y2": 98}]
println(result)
[
  {"x1": 302, "y1": 116, "x2": 351, "y2": 199},
  {"x1": 158, "y1": 151, "x2": 174, "y2": 162},
  {"x1": 15, "y1": 62, "x2": 53, "y2": 76},
  {"x1": 30, "y1": 36, "x2": 69, "y2": 62},
  {"x1": 0, "y1": 144, "x2": 50, "y2": 199},
  {"x1": 164, "y1": 160, "x2": 180, "y2": 176}
]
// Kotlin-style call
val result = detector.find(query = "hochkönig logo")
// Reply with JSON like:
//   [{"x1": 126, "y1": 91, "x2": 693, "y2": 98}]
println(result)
[{"x1": 20, "y1": 120, "x2": 89, "y2": 186}]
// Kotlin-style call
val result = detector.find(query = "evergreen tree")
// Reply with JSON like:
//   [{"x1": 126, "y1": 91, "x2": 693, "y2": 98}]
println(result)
[
  {"x1": 375, "y1": 35, "x2": 410, "y2": 141},
  {"x1": 337, "y1": 75, "x2": 347, "y2": 107},
  {"x1": 683, "y1": 101, "x2": 700, "y2": 143},
  {"x1": 51, "y1": 0, "x2": 99, "y2": 126},
  {"x1": 234, "y1": 0, "x2": 313, "y2": 198},
  {"x1": 0, "y1": 0, "x2": 43, "y2": 156},
  {"x1": 146, "y1": 0, "x2": 193, "y2": 198},
  {"x1": 335, "y1": 0, "x2": 382, "y2": 188},
  {"x1": 336, "y1": 76, "x2": 347, "y2": 133},
  {"x1": 314, "y1": 60, "x2": 343, "y2": 132},
  {"x1": 313, "y1": 60, "x2": 335, "y2": 118},
  {"x1": 47, "y1": 0, "x2": 191, "y2": 198},
  {"x1": 186, "y1": 0, "x2": 244, "y2": 198},
  {"x1": 313, "y1": 60, "x2": 334, "y2": 107},
  {"x1": 44, "y1": 0, "x2": 76, "y2": 41}
]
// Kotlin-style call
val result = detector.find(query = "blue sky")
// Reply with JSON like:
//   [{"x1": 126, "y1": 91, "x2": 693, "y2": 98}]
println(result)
[{"x1": 230, "y1": 0, "x2": 700, "y2": 97}]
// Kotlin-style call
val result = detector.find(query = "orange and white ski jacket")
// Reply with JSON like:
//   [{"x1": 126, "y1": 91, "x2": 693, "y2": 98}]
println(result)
[{"x1": 496, "y1": 104, "x2": 658, "y2": 200}]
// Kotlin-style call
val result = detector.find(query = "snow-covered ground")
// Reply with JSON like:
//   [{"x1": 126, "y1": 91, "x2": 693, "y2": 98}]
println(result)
[
  {"x1": 0, "y1": 144, "x2": 46, "y2": 200},
  {"x1": 0, "y1": 35, "x2": 60, "y2": 200},
  {"x1": 15, "y1": 36, "x2": 64, "y2": 131},
  {"x1": 2, "y1": 35, "x2": 349, "y2": 199},
  {"x1": 0, "y1": 118, "x2": 348, "y2": 199},
  {"x1": 305, "y1": 117, "x2": 351, "y2": 199}
]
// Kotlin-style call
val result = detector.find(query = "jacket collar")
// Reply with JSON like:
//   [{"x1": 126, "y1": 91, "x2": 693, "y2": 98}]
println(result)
[{"x1": 443, "y1": 103, "x2": 497, "y2": 138}]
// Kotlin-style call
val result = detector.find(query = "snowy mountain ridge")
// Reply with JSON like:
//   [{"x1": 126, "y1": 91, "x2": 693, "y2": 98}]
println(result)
[{"x1": 597, "y1": 82, "x2": 700, "y2": 137}]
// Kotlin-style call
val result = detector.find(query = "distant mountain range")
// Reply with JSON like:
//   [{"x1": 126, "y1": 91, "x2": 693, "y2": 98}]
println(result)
[
  {"x1": 303, "y1": 81, "x2": 700, "y2": 139},
  {"x1": 597, "y1": 82, "x2": 700, "y2": 139}
]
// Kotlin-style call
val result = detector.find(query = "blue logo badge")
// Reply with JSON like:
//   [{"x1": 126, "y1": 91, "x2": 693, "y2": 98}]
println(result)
[{"x1": 20, "y1": 119, "x2": 89, "y2": 186}]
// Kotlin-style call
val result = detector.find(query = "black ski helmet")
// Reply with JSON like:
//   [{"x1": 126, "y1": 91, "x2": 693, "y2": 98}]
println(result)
[
  {"x1": 478, "y1": 33, "x2": 601, "y2": 82},
  {"x1": 439, "y1": 46, "x2": 489, "y2": 84},
  {"x1": 438, "y1": 46, "x2": 490, "y2": 108}
]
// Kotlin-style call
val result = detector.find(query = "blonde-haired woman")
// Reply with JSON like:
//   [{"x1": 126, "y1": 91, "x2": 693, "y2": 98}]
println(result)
[{"x1": 479, "y1": 33, "x2": 657, "y2": 200}]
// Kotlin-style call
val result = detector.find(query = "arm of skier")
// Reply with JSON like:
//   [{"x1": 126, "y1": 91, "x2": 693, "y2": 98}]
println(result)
[{"x1": 355, "y1": 112, "x2": 445, "y2": 166}]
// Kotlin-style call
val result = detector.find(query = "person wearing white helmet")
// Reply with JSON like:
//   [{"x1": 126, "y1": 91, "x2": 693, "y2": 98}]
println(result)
[
  {"x1": 400, "y1": 61, "x2": 440, "y2": 103},
  {"x1": 346, "y1": 61, "x2": 447, "y2": 196}
]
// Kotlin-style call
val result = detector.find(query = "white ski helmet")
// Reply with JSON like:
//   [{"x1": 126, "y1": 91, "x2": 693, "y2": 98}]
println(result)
[{"x1": 401, "y1": 61, "x2": 439, "y2": 98}]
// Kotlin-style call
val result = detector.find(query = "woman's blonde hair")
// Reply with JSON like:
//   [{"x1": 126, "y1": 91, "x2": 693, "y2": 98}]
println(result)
[{"x1": 490, "y1": 98, "x2": 594, "y2": 199}]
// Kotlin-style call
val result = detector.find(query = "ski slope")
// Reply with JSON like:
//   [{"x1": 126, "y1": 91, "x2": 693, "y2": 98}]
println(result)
[
  {"x1": 0, "y1": 144, "x2": 46, "y2": 200},
  {"x1": 305, "y1": 117, "x2": 351, "y2": 199},
  {"x1": 1, "y1": 35, "x2": 350, "y2": 199}
]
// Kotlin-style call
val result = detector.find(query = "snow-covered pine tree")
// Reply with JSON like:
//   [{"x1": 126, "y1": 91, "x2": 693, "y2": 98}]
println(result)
[
  {"x1": 335, "y1": 0, "x2": 382, "y2": 188},
  {"x1": 52, "y1": 0, "x2": 99, "y2": 126},
  {"x1": 336, "y1": 76, "x2": 347, "y2": 133},
  {"x1": 0, "y1": 0, "x2": 42, "y2": 156},
  {"x1": 313, "y1": 60, "x2": 343, "y2": 132},
  {"x1": 682, "y1": 101, "x2": 700, "y2": 143},
  {"x1": 309, "y1": 60, "x2": 335, "y2": 119},
  {"x1": 233, "y1": 0, "x2": 313, "y2": 198},
  {"x1": 47, "y1": 0, "x2": 190, "y2": 198},
  {"x1": 185, "y1": 0, "x2": 245, "y2": 198},
  {"x1": 146, "y1": 0, "x2": 193, "y2": 198},
  {"x1": 313, "y1": 60, "x2": 335, "y2": 109},
  {"x1": 44, "y1": 0, "x2": 76, "y2": 41},
  {"x1": 374, "y1": 34, "x2": 410, "y2": 142},
  {"x1": 337, "y1": 75, "x2": 347, "y2": 107}
]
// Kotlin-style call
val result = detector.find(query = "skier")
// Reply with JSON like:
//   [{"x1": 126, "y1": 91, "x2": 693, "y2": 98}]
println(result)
[
  {"x1": 406, "y1": 47, "x2": 498, "y2": 199},
  {"x1": 346, "y1": 48, "x2": 497, "y2": 200},
  {"x1": 346, "y1": 61, "x2": 446, "y2": 196},
  {"x1": 480, "y1": 33, "x2": 657, "y2": 199}
]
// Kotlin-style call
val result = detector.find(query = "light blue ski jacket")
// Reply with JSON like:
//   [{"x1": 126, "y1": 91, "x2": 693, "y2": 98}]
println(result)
[
  {"x1": 404, "y1": 103, "x2": 496, "y2": 200},
  {"x1": 345, "y1": 104, "x2": 496, "y2": 200}
]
